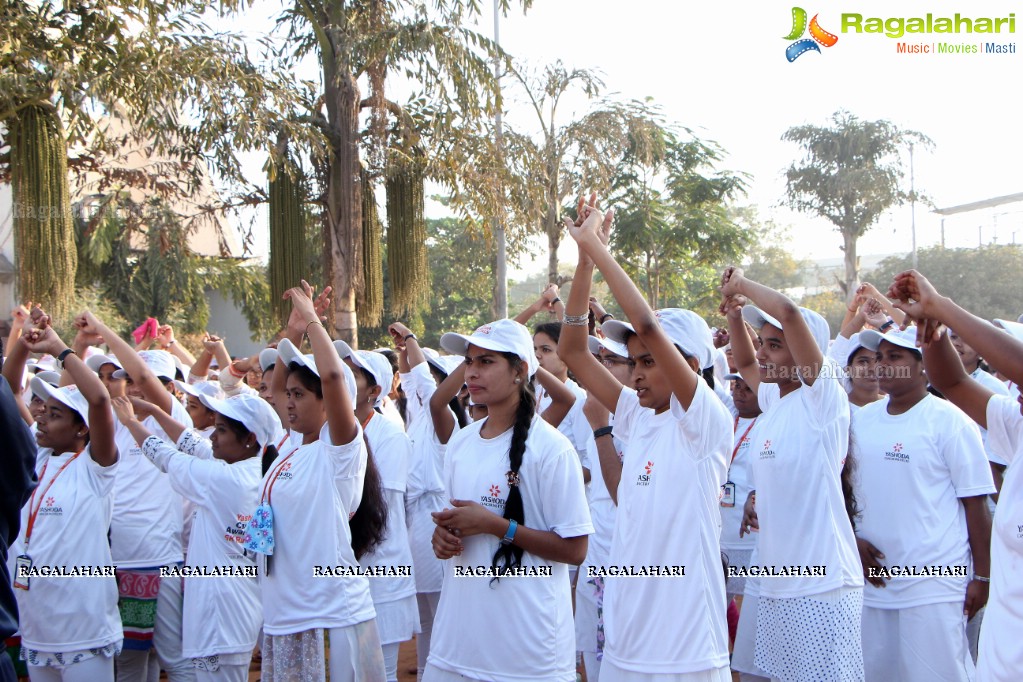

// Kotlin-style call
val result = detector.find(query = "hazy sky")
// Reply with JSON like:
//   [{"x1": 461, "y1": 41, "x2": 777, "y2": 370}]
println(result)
[{"x1": 230, "y1": 0, "x2": 1023, "y2": 274}]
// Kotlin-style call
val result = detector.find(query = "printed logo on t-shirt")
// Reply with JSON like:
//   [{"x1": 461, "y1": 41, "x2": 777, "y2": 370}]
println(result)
[
  {"x1": 760, "y1": 439, "x2": 776, "y2": 460},
  {"x1": 275, "y1": 461, "x2": 294, "y2": 480},
  {"x1": 481, "y1": 484, "x2": 505, "y2": 510},
  {"x1": 884, "y1": 442, "x2": 909, "y2": 463},
  {"x1": 39, "y1": 496, "x2": 63, "y2": 516},
  {"x1": 129, "y1": 445, "x2": 142, "y2": 457},
  {"x1": 636, "y1": 461, "x2": 653, "y2": 486}
]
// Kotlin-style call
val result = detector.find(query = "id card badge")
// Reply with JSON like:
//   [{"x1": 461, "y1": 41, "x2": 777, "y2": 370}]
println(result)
[
  {"x1": 14, "y1": 555, "x2": 32, "y2": 590},
  {"x1": 720, "y1": 482, "x2": 736, "y2": 508}
]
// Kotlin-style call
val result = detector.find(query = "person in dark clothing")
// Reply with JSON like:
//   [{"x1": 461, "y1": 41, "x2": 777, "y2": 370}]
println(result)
[{"x1": 0, "y1": 345, "x2": 39, "y2": 682}]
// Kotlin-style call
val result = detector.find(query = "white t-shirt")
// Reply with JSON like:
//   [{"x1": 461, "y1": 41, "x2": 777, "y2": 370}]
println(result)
[
  {"x1": 379, "y1": 397, "x2": 406, "y2": 430},
  {"x1": 16, "y1": 447, "x2": 121, "y2": 651},
  {"x1": 142, "y1": 431, "x2": 262, "y2": 657},
  {"x1": 257, "y1": 423, "x2": 375, "y2": 635},
  {"x1": 181, "y1": 424, "x2": 214, "y2": 557},
  {"x1": 400, "y1": 362, "x2": 458, "y2": 593},
  {"x1": 577, "y1": 418, "x2": 621, "y2": 604},
  {"x1": 852, "y1": 394, "x2": 995, "y2": 609},
  {"x1": 359, "y1": 413, "x2": 417, "y2": 608},
  {"x1": 978, "y1": 396, "x2": 1023, "y2": 682},
  {"x1": 537, "y1": 378, "x2": 591, "y2": 471},
  {"x1": 601, "y1": 382, "x2": 732, "y2": 674},
  {"x1": 720, "y1": 415, "x2": 760, "y2": 552},
  {"x1": 753, "y1": 361, "x2": 863, "y2": 598},
  {"x1": 971, "y1": 367, "x2": 1011, "y2": 468},
  {"x1": 111, "y1": 400, "x2": 193, "y2": 567},
  {"x1": 428, "y1": 415, "x2": 592, "y2": 682}
]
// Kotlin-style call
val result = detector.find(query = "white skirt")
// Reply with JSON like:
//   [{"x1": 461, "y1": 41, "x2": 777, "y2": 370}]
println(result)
[
  {"x1": 754, "y1": 586, "x2": 864, "y2": 682},
  {"x1": 373, "y1": 594, "x2": 420, "y2": 645}
]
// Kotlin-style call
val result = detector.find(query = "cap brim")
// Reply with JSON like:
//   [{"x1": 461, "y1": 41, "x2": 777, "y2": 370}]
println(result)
[
  {"x1": 85, "y1": 354, "x2": 121, "y2": 374},
  {"x1": 30, "y1": 377, "x2": 88, "y2": 426},
  {"x1": 600, "y1": 320, "x2": 636, "y2": 345},
  {"x1": 277, "y1": 338, "x2": 318, "y2": 376},
  {"x1": 858, "y1": 329, "x2": 919, "y2": 352},
  {"x1": 741, "y1": 306, "x2": 782, "y2": 333},
  {"x1": 723, "y1": 373, "x2": 743, "y2": 381},
  {"x1": 440, "y1": 331, "x2": 522, "y2": 358},
  {"x1": 258, "y1": 348, "x2": 278, "y2": 372}
]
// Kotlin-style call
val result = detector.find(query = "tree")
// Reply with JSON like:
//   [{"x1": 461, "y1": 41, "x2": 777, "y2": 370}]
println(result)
[
  {"x1": 731, "y1": 206, "x2": 810, "y2": 292},
  {"x1": 280, "y1": 0, "x2": 532, "y2": 345},
  {"x1": 1, "y1": 0, "x2": 312, "y2": 320},
  {"x1": 502, "y1": 62, "x2": 667, "y2": 286},
  {"x1": 610, "y1": 128, "x2": 748, "y2": 313},
  {"x1": 782, "y1": 110, "x2": 930, "y2": 298},
  {"x1": 866, "y1": 245, "x2": 1023, "y2": 323}
]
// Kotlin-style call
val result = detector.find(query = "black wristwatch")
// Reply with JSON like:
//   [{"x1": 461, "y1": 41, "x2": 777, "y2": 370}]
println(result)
[{"x1": 593, "y1": 426, "x2": 613, "y2": 440}]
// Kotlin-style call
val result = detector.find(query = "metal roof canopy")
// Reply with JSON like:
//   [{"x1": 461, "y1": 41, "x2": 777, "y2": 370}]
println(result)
[{"x1": 934, "y1": 192, "x2": 1023, "y2": 216}]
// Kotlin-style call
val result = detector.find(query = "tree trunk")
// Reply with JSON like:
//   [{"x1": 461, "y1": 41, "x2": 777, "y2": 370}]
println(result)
[
  {"x1": 840, "y1": 228, "x2": 859, "y2": 300},
  {"x1": 546, "y1": 209, "x2": 560, "y2": 285},
  {"x1": 323, "y1": 50, "x2": 363, "y2": 345}
]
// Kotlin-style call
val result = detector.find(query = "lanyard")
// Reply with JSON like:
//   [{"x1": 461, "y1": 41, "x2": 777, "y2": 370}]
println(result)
[
  {"x1": 361, "y1": 411, "x2": 374, "y2": 431},
  {"x1": 260, "y1": 449, "x2": 296, "y2": 506},
  {"x1": 730, "y1": 416, "x2": 757, "y2": 467},
  {"x1": 25, "y1": 450, "x2": 83, "y2": 552}
]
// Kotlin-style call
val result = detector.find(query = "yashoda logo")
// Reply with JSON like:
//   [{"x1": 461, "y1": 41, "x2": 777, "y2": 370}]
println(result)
[{"x1": 784, "y1": 7, "x2": 839, "y2": 62}]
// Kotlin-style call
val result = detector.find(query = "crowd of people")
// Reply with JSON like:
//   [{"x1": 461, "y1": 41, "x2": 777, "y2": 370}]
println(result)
[{"x1": 1, "y1": 196, "x2": 1021, "y2": 682}]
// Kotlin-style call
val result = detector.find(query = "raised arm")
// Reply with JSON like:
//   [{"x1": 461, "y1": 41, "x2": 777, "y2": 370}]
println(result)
[
  {"x1": 572, "y1": 204, "x2": 699, "y2": 410},
  {"x1": 429, "y1": 361, "x2": 465, "y2": 445},
  {"x1": 558, "y1": 214, "x2": 624, "y2": 414},
  {"x1": 286, "y1": 282, "x2": 357, "y2": 445},
  {"x1": 890, "y1": 269, "x2": 1023, "y2": 388},
  {"x1": 127, "y1": 396, "x2": 189, "y2": 444},
  {"x1": 79, "y1": 310, "x2": 174, "y2": 414},
  {"x1": 157, "y1": 324, "x2": 197, "y2": 368},
  {"x1": 23, "y1": 321, "x2": 116, "y2": 467},
  {"x1": 721, "y1": 267, "x2": 824, "y2": 386},
  {"x1": 922, "y1": 332, "x2": 993, "y2": 429},
  {"x1": 534, "y1": 367, "x2": 575, "y2": 428},
  {"x1": 720, "y1": 294, "x2": 759, "y2": 393},
  {"x1": 513, "y1": 284, "x2": 564, "y2": 325}
]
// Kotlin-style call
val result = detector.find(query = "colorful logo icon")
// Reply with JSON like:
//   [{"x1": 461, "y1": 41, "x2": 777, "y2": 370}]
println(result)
[
  {"x1": 489, "y1": 484, "x2": 501, "y2": 497},
  {"x1": 784, "y1": 7, "x2": 838, "y2": 61}
]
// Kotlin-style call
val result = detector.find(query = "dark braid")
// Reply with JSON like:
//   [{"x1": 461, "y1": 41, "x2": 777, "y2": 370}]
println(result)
[
  {"x1": 841, "y1": 430, "x2": 861, "y2": 532},
  {"x1": 491, "y1": 354, "x2": 535, "y2": 580},
  {"x1": 261, "y1": 444, "x2": 280, "y2": 476}
]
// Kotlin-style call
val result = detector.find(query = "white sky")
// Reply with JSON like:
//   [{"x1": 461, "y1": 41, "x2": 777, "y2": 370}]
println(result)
[{"x1": 227, "y1": 0, "x2": 1023, "y2": 276}]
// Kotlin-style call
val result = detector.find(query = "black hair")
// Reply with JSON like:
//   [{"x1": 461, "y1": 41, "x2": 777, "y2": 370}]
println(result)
[
  {"x1": 533, "y1": 321, "x2": 562, "y2": 343},
  {"x1": 349, "y1": 436, "x2": 389, "y2": 559},
  {"x1": 491, "y1": 352, "x2": 535, "y2": 581},
  {"x1": 288, "y1": 362, "x2": 323, "y2": 399},
  {"x1": 217, "y1": 414, "x2": 278, "y2": 473},
  {"x1": 428, "y1": 363, "x2": 469, "y2": 429},
  {"x1": 377, "y1": 349, "x2": 399, "y2": 375}
]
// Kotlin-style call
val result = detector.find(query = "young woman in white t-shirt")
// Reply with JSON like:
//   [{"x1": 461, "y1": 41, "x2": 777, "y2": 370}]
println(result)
[
  {"x1": 887, "y1": 269, "x2": 1023, "y2": 682},
  {"x1": 423, "y1": 318, "x2": 592, "y2": 682},
  {"x1": 720, "y1": 268, "x2": 863, "y2": 682},
  {"x1": 557, "y1": 200, "x2": 734, "y2": 682},
  {"x1": 15, "y1": 317, "x2": 121, "y2": 682},
  {"x1": 111, "y1": 392, "x2": 280, "y2": 681},
  {"x1": 256, "y1": 281, "x2": 387, "y2": 682}
]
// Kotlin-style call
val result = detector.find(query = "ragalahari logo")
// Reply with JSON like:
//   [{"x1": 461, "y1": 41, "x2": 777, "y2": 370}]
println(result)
[{"x1": 785, "y1": 7, "x2": 839, "y2": 61}]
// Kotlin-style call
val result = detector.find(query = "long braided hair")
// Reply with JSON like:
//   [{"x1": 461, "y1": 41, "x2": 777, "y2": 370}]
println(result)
[{"x1": 491, "y1": 353, "x2": 535, "y2": 579}]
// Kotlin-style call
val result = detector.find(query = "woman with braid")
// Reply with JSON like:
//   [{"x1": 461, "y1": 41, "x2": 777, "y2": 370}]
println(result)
[{"x1": 423, "y1": 319, "x2": 592, "y2": 682}]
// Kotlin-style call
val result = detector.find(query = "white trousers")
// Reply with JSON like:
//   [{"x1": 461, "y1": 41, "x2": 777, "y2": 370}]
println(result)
[{"x1": 862, "y1": 602, "x2": 975, "y2": 682}]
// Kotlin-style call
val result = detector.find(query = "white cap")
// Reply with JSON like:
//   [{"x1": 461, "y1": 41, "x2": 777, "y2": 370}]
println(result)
[
  {"x1": 113, "y1": 350, "x2": 176, "y2": 382},
  {"x1": 35, "y1": 370, "x2": 61, "y2": 387},
  {"x1": 198, "y1": 393, "x2": 283, "y2": 450},
  {"x1": 587, "y1": 335, "x2": 629, "y2": 359},
  {"x1": 859, "y1": 326, "x2": 920, "y2": 354},
  {"x1": 173, "y1": 380, "x2": 226, "y2": 401},
  {"x1": 30, "y1": 378, "x2": 90, "y2": 426},
  {"x1": 352, "y1": 350, "x2": 394, "y2": 407},
  {"x1": 427, "y1": 354, "x2": 464, "y2": 376},
  {"x1": 602, "y1": 309, "x2": 715, "y2": 369},
  {"x1": 85, "y1": 354, "x2": 122, "y2": 375},
  {"x1": 26, "y1": 355, "x2": 57, "y2": 373},
  {"x1": 258, "y1": 348, "x2": 279, "y2": 372},
  {"x1": 440, "y1": 319, "x2": 538, "y2": 378},
  {"x1": 276, "y1": 338, "x2": 357, "y2": 402},
  {"x1": 742, "y1": 305, "x2": 831, "y2": 355},
  {"x1": 994, "y1": 319, "x2": 1023, "y2": 344},
  {"x1": 723, "y1": 373, "x2": 743, "y2": 382}
]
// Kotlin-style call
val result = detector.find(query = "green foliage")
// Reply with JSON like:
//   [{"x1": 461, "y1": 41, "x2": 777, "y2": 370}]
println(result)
[
  {"x1": 866, "y1": 245, "x2": 1023, "y2": 322},
  {"x1": 609, "y1": 127, "x2": 749, "y2": 312},
  {"x1": 75, "y1": 198, "x2": 275, "y2": 341},
  {"x1": 385, "y1": 149, "x2": 430, "y2": 317},
  {"x1": 268, "y1": 154, "x2": 308, "y2": 329},
  {"x1": 798, "y1": 290, "x2": 847, "y2": 337},
  {"x1": 731, "y1": 206, "x2": 811, "y2": 292},
  {"x1": 358, "y1": 169, "x2": 384, "y2": 327},
  {"x1": 782, "y1": 110, "x2": 931, "y2": 295}
]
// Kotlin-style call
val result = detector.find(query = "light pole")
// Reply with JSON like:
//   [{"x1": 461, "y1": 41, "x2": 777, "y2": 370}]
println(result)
[
  {"x1": 491, "y1": 0, "x2": 508, "y2": 319},
  {"x1": 909, "y1": 142, "x2": 917, "y2": 269}
]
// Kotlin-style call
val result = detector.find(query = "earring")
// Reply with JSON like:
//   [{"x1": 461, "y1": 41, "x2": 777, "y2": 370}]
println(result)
[{"x1": 514, "y1": 377, "x2": 521, "y2": 384}]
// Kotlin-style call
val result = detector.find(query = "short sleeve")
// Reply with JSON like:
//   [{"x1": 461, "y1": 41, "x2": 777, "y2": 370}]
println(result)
[
  {"x1": 83, "y1": 446, "x2": 119, "y2": 496},
  {"x1": 668, "y1": 379, "x2": 732, "y2": 462},
  {"x1": 534, "y1": 429, "x2": 594, "y2": 539},
  {"x1": 322, "y1": 422, "x2": 369, "y2": 512},
  {"x1": 757, "y1": 382, "x2": 781, "y2": 413},
  {"x1": 799, "y1": 358, "x2": 850, "y2": 425},
  {"x1": 827, "y1": 334, "x2": 853, "y2": 367},
  {"x1": 176, "y1": 429, "x2": 214, "y2": 460},
  {"x1": 941, "y1": 414, "x2": 997, "y2": 498},
  {"x1": 400, "y1": 362, "x2": 436, "y2": 426},
  {"x1": 165, "y1": 452, "x2": 235, "y2": 506},
  {"x1": 986, "y1": 395, "x2": 1023, "y2": 466}
]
